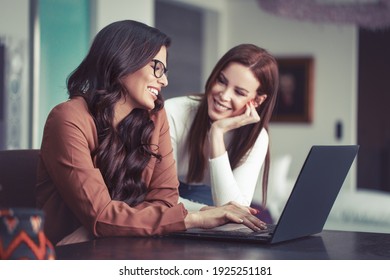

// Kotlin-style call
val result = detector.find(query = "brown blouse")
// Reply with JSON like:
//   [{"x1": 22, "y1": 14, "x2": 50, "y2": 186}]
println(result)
[{"x1": 36, "y1": 97, "x2": 187, "y2": 244}]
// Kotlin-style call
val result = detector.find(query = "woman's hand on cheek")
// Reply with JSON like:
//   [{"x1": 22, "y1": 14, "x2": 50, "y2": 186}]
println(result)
[
  {"x1": 243, "y1": 101, "x2": 261, "y2": 124},
  {"x1": 211, "y1": 102, "x2": 260, "y2": 134},
  {"x1": 208, "y1": 101, "x2": 261, "y2": 159}
]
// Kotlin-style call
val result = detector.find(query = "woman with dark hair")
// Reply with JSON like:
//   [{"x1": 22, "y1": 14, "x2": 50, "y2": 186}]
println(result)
[
  {"x1": 165, "y1": 44, "x2": 279, "y2": 213},
  {"x1": 36, "y1": 21, "x2": 265, "y2": 246}
]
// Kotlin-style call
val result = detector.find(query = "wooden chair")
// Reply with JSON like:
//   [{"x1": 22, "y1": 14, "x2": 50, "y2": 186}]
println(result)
[{"x1": 0, "y1": 149, "x2": 40, "y2": 208}]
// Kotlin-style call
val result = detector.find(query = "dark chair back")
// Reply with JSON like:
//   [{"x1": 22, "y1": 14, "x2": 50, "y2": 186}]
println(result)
[{"x1": 0, "y1": 149, "x2": 40, "y2": 208}]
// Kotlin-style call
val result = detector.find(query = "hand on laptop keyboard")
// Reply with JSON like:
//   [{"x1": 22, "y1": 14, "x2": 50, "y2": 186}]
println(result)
[{"x1": 185, "y1": 201, "x2": 267, "y2": 231}]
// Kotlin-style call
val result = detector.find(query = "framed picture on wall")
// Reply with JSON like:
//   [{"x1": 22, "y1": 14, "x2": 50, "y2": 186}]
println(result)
[{"x1": 271, "y1": 57, "x2": 314, "y2": 123}]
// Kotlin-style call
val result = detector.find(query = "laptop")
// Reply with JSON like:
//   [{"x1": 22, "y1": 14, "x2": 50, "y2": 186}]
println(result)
[{"x1": 172, "y1": 145, "x2": 359, "y2": 244}]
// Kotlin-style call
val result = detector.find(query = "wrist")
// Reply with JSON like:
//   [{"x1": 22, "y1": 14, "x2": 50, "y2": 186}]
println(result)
[
  {"x1": 209, "y1": 125, "x2": 226, "y2": 159},
  {"x1": 184, "y1": 212, "x2": 202, "y2": 229},
  {"x1": 200, "y1": 205, "x2": 215, "y2": 211},
  {"x1": 210, "y1": 123, "x2": 225, "y2": 137}
]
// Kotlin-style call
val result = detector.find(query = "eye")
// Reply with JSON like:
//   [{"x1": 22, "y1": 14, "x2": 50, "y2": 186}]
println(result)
[
  {"x1": 217, "y1": 75, "x2": 227, "y2": 85},
  {"x1": 235, "y1": 90, "x2": 247, "y2": 97}
]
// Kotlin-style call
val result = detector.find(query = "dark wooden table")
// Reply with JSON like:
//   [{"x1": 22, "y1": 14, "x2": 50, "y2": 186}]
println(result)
[{"x1": 55, "y1": 230, "x2": 390, "y2": 260}]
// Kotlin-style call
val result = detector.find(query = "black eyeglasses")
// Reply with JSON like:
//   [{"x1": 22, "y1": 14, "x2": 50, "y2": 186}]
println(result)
[{"x1": 151, "y1": 59, "x2": 168, "y2": 78}]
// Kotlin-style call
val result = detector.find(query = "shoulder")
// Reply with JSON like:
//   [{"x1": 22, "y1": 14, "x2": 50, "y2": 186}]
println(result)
[
  {"x1": 254, "y1": 128, "x2": 269, "y2": 147},
  {"x1": 165, "y1": 95, "x2": 201, "y2": 110},
  {"x1": 164, "y1": 95, "x2": 201, "y2": 118},
  {"x1": 259, "y1": 127, "x2": 269, "y2": 140},
  {"x1": 49, "y1": 96, "x2": 88, "y2": 116},
  {"x1": 46, "y1": 97, "x2": 94, "y2": 129},
  {"x1": 42, "y1": 97, "x2": 97, "y2": 151}
]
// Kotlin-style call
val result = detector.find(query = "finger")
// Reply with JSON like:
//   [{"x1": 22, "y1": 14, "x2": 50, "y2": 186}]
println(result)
[
  {"x1": 242, "y1": 215, "x2": 267, "y2": 232},
  {"x1": 249, "y1": 102, "x2": 260, "y2": 122},
  {"x1": 244, "y1": 103, "x2": 251, "y2": 117},
  {"x1": 248, "y1": 206, "x2": 260, "y2": 215}
]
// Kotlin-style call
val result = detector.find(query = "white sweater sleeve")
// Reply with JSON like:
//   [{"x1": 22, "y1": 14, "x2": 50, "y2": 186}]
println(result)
[
  {"x1": 165, "y1": 101, "x2": 178, "y2": 166},
  {"x1": 178, "y1": 197, "x2": 207, "y2": 212},
  {"x1": 209, "y1": 129, "x2": 269, "y2": 206}
]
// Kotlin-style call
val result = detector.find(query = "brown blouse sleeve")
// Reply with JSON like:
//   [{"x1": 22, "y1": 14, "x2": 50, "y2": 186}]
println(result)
[{"x1": 39, "y1": 100, "x2": 187, "y2": 240}]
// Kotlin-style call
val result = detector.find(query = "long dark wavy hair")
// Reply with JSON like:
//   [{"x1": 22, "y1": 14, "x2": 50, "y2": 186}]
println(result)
[
  {"x1": 187, "y1": 44, "x2": 279, "y2": 207},
  {"x1": 66, "y1": 20, "x2": 171, "y2": 206}
]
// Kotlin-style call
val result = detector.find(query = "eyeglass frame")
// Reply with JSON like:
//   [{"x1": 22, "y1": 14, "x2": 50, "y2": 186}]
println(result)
[{"x1": 151, "y1": 59, "x2": 168, "y2": 78}]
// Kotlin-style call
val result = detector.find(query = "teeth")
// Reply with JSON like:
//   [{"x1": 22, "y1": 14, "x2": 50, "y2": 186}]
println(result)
[
  {"x1": 148, "y1": 87, "x2": 158, "y2": 96},
  {"x1": 214, "y1": 100, "x2": 230, "y2": 111}
]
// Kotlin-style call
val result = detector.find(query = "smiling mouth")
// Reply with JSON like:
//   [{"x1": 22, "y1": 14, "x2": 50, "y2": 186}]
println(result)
[
  {"x1": 148, "y1": 87, "x2": 159, "y2": 97},
  {"x1": 213, "y1": 98, "x2": 231, "y2": 111}
]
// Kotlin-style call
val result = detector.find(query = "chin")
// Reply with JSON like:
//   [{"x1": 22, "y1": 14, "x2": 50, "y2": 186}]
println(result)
[
  {"x1": 144, "y1": 100, "x2": 156, "y2": 111},
  {"x1": 136, "y1": 104, "x2": 154, "y2": 112},
  {"x1": 208, "y1": 110, "x2": 225, "y2": 122},
  {"x1": 146, "y1": 105, "x2": 155, "y2": 111}
]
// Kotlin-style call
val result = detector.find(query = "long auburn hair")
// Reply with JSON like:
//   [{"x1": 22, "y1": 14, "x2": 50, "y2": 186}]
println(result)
[
  {"x1": 187, "y1": 44, "x2": 279, "y2": 207},
  {"x1": 66, "y1": 20, "x2": 171, "y2": 206}
]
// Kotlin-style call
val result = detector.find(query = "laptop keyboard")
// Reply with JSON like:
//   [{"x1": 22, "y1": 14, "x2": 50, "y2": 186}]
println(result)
[
  {"x1": 204, "y1": 224, "x2": 275, "y2": 236},
  {"x1": 235, "y1": 224, "x2": 275, "y2": 235}
]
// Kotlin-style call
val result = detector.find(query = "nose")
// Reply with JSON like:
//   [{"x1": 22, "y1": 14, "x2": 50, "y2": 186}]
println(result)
[
  {"x1": 158, "y1": 74, "x2": 168, "y2": 87},
  {"x1": 219, "y1": 87, "x2": 232, "y2": 101}
]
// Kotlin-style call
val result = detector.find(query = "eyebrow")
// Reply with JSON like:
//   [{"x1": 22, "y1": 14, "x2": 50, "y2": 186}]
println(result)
[{"x1": 220, "y1": 72, "x2": 250, "y2": 93}]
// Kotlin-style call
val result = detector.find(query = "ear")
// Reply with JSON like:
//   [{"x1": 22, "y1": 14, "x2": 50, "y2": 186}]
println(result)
[{"x1": 253, "y1": 94, "x2": 267, "y2": 108}]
